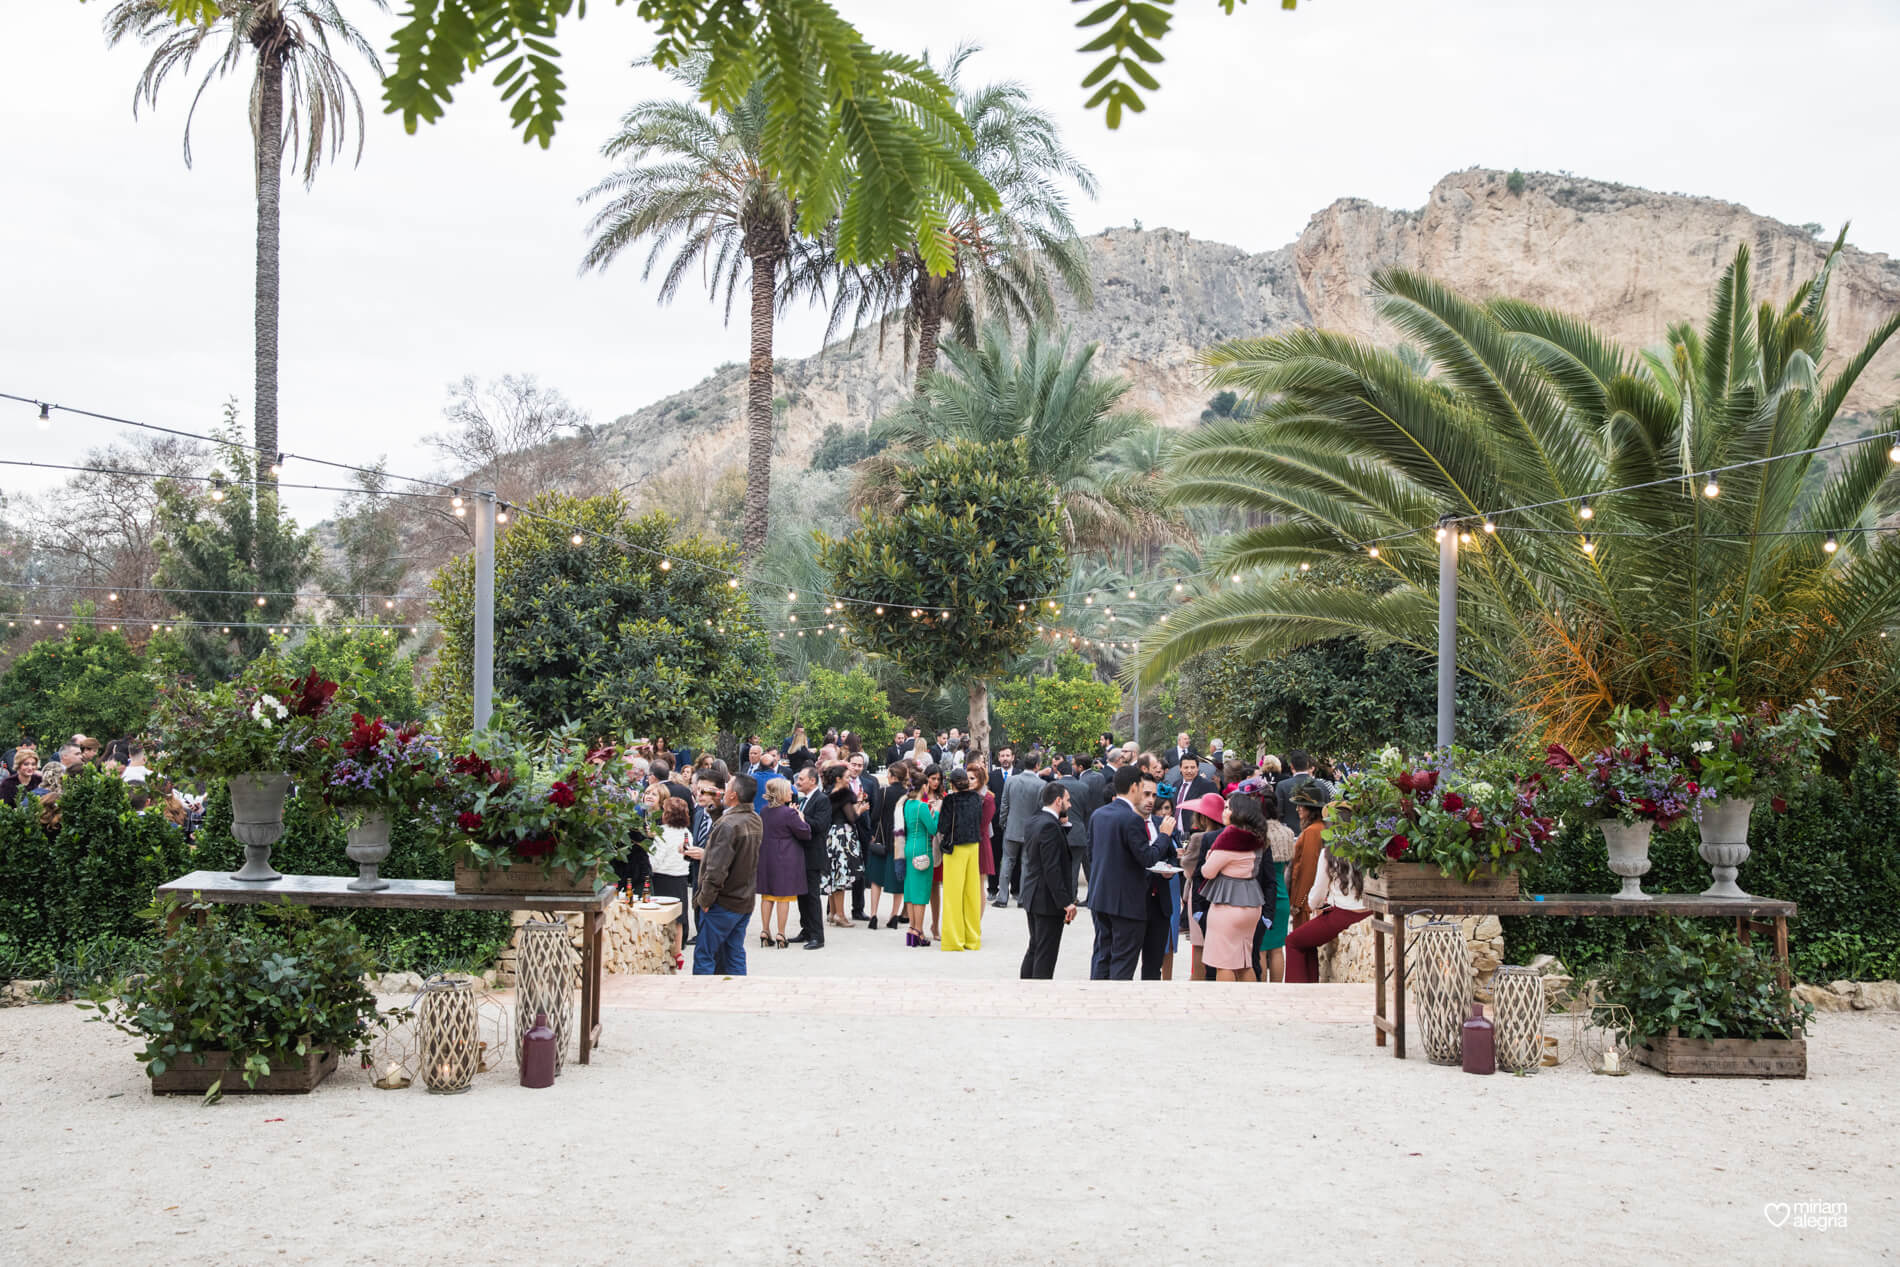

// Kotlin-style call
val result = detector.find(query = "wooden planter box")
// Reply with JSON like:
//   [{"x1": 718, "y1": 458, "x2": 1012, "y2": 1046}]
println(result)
[
  {"x1": 151, "y1": 1047, "x2": 339, "y2": 1096},
  {"x1": 454, "y1": 859, "x2": 600, "y2": 896},
  {"x1": 1363, "y1": 861, "x2": 1521, "y2": 901},
  {"x1": 1630, "y1": 1031, "x2": 1808, "y2": 1079}
]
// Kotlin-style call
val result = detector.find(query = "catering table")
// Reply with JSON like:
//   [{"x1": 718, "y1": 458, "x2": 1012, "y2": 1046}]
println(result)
[
  {"x1": 157, "y1": 871, "x2": 615, "y2": 1064},
  {"x1": 1363, "y1": 892, "x2": 1797, "y2": 1060}
]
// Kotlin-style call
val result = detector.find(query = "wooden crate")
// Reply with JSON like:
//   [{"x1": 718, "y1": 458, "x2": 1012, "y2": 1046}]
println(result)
[
  {"x1": 151, "y1": 1047, "x2": 339, "y2": 1096},
  {"x1": 1363, "y1": 862, "x2": 1521, "y2": 901},
  {"x1": 454, "y1": 859, "x2": 600, "y2": 896},
  {"x1": 1630, "y1": 1032, "x2": 1808, "y2": 1078}
]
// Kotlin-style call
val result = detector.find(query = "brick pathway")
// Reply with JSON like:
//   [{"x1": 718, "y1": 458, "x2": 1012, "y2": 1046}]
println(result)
[{"x1": 600, "y1": 973, "x2": 1378, "y2": 1023}]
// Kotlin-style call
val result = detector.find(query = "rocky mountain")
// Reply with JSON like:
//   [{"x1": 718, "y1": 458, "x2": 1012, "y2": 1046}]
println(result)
[{"x1": 587, "y1": 168, "x2": 1900, "y2": 490}]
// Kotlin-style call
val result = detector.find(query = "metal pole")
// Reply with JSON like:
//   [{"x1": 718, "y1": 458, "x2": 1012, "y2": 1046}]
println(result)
[
  {"x1": 1436, "y1": 516, "x2": 1457, "y2": 749},
  {"x1": 1132, "y1": 678, "x2": 1141, "y2": 750},
  {"x1": 473, "y1": 491, "x2": 496, "y2": 733}
]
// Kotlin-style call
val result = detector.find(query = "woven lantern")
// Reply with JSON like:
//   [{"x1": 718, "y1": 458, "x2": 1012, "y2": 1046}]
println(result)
[
  {"x1": 1413, "y1": 915, "x2": 1472, "y2": 1066},
  {"x1": 515, "y1": 920, "x2": 577, "y2": 1074},
  {"x1": 1492, "y1": 965, "x2": 1547, "y2": 1073},
  {"x1": 416, "y1": 976, "x2": 480, "y2": 1095}
]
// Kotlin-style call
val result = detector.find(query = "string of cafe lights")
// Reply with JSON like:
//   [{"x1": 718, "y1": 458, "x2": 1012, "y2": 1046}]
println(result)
[
  {"x1": 0, "y1": 580, "x2": 426, "y2": 604},
  {"x1": 1, "y1": 611, "x2": 434, "y2": 636}
]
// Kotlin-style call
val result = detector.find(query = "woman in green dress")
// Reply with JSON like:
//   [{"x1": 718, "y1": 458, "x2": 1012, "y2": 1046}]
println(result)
[{"x1": 902, "y1": 773, "x2": 941, "y2": 948}]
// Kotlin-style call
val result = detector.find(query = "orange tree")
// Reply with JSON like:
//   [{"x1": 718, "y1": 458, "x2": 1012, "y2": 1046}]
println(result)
[
  {"x1": 993, "y1": 651, "x2": 1119, "y2": 756},
  {"x1": 817, "y1": 439, "x2": 1067, "y2": 758}
]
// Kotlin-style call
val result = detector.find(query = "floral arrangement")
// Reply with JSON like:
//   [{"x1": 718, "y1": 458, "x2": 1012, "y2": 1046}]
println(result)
[
  {"x1": 1543, "y1": 726, "x2": 1695, "y2": 829},
  {"x1": 1322, "y1": 746, "x2": 1553, "y2": 880},
  {"x1": 1630, "y1": 675, "x2": 1834, "y2": 811},
  {"x1": 152, "y1": 665, "x2": 342, "y2": 781},
  {"x1": 434, "y1": 720, "x2": 643, "y2": 877},
  {"x1": 320, "y1": 714, "x2": 443, "y2": 826}
]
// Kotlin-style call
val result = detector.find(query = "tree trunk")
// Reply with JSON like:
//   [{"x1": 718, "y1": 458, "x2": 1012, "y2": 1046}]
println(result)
[
  {"x1": 253, "y1": 48, "x2": 285, "y2": 489},
  {"x1": 966, "y1": 676, "x2": 990, "y2": 763},
  {"x1": 742, "y1": 252, "x2": 778, "y2": 561},
  {"x1": 913, "y1": 296, "x2": 944, "y2": 396}
]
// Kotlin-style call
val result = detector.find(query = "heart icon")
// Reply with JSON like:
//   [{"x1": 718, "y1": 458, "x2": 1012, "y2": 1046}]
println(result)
[{"x1": 1763, "y1": 1203, "x2": 1792, "y2": 1228}]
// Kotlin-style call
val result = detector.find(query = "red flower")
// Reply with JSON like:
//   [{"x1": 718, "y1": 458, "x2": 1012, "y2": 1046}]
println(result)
[
  {"x1": 516, "y1": 834, "x2": 556, "y2": 859},
  {"x1": 1385, "y1": 833, "x2": 1411, "y2": 859},
  {"x1": 394, "y1": 721, "x2": 423, "y2": 746},
  {"x1": 1465, "y1": 807, "x2": 1484, "y2": 827},
  {"x1": 343, "y1": 713, "x2": 388, "y2": 758},
  {"x1": 1772, "y1": 796, "x2": 1789, "y2": 814},
  {"x1": 586, "y1": 744, "x2": 619, "y2": 766},
  {"x1": 1440, "y1": 791, "x2": 1466, "y2": 813},
  {"x1": 1394, "y1": 769, "x2": 1438, "y2": 794},
  {"x1": 1731, "y1": 729, "x2": 1746, "y2": 753},
  {"x1": 457, "y1": 811, "x2": 484, "y2": 835},
  {"x1": 1685, "y1": 780, "x2": 1700, "y2": 796},
  {"x1": 1543, "y1": 743, "x2": 1578, "y2": 770},
  {"x1": 548, "y1": 781, "x2": 578, "y2": 808},
  {"x1": 451, "y1": 752, "x2": 490, "y2": 777},
  {"x1": 283, "y1": 670, "x2": 339, "y2": 717}
]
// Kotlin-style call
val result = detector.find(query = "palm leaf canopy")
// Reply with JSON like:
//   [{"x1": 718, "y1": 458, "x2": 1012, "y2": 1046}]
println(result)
[{"x1": 1142, "y1": 238, "x2": 1900, "y2": 749}]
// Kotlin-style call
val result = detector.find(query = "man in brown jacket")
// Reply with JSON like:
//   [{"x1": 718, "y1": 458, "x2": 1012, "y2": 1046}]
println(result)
[{"x1": 693, "y1": 773, "x2": 762, "y2": 975}]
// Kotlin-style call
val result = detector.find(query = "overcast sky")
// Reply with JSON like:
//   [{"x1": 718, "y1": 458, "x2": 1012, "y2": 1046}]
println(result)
[{"x1": 5, "y1": 0, "x2": 1896, "y2": 523}]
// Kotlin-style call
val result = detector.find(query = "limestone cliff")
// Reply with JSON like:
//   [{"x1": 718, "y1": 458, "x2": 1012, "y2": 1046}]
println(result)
[{"x1": 586, "y1": 168, "x2": 1900, "y2": 488}]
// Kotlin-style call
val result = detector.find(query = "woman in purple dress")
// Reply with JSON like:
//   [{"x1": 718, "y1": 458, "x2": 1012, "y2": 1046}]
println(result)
[{"x1": 754, "y1": 776, "x2": 810, "y2": 948}]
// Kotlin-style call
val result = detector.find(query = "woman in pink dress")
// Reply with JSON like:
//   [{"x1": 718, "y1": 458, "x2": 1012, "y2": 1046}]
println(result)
[{"x1": 1198, "y1": 793, "x2": 1273, "y2": 982}]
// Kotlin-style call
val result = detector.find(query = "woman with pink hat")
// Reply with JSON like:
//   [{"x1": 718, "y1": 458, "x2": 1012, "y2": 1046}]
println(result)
[
  {"x1": 1178, "y1": 790, "x2": 1229, "y2": 978},
  {"x1": 1195, "y1": 792, "x2": 1293, "y2": 982}
]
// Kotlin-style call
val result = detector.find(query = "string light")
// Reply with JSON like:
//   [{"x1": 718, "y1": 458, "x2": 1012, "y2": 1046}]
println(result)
[
  {"x1": 209, "y1": 474, "x2": 226, "y2": 502},
  {"x1": 451, "y1": 493, "x2": 464, "y2": 508},
  {"x1": 255, "y1": 596, "x2": 267, "y2": 607},
  {"x1": 1434, "y1": 527, "x2": 1447, "y2": 541},
  {"x1": 1174, "y1": 583, "x2": 1183, "y2": 592},
  {"x1": 787, "y1": 590, "x2": 797, "y2": 602},
  {"x1": 1482, "y1": 521, "x2": 1496, "y2": 533},
  {"x1": 570, "y1": 532, "x2": 584, "y2": 545},
  {"x1": 1890, "y1": 435, "x2": 1900, "y2": 463},
  {"x1": 911, "y1": 609, "x2": 923, "y2": 618},
  {"x1": 496, "y1": 506, "x2": 510, "y2": 524},
  {"x1": 1825, "y1": 534, "x2": 1839, "y2": 554},
  {"x1": 659, "y1": 559, "x2": 671, "y2": 571},
  {"x1": 1703, "y1": 478, "x2": 1721, "y2": 499},
  {"x1": 1128, "y1": 589, "x2": 1136, "y2": 599},
  {"x1": 36, "y1": 403, "x2": 51, "y2": 431},
  {"x1": 1459, "y1": 531, "x2": 1472, "y2": 544},
  {"x1": 1367, "y1": 547, "x2": 1379, "y2": 558},
  {"x1": 874, "y1": 606, "x2": 884, "y2": 615},
  {"x1": 107, "y1": 592, "x2": 118, "y2": 602},
  {"x1": 1299, "y1": 562, "x2": 1310, "y2": 572},
  {"x1": 1577, "y1": 501, "x2": 1594, "y2": 521},
  {"x1": 727, "y1": 578, "x2": 739, "y2": 589},
  {"x1": 1581, "y1": 535, "x2": 1596, "y2": 555}
]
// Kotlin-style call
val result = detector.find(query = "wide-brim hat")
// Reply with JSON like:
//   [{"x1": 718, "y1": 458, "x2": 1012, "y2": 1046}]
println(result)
[
  {"x1": 1291, "y1": 783, "x2": 1331, "y2": 808},
  {"x1": 1182, "y1": 792, "x2": 1227, "y2": 822}
]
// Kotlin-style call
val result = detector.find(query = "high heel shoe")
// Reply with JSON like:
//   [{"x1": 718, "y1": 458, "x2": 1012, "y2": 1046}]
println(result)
[
  {"x1": 868, "y1": 916, "x2": 880, "y2": 931},
  {"x1": 905, "y1": 931, "x2": 917, "y2": 947},
  {"x1": 775, "y1": 935, "x2": 788, "y2": 949},
  {"x1": 759, "y1": 931, "x2": 770, "y2": 948}
]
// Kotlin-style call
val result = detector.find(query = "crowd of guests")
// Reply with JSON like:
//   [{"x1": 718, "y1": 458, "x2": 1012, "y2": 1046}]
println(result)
[
  {"x1": 0, "y1": 734, "x2": 201, "y2": 830},
  {"x1": 628, "y1": 725, "x2": 1371, "y2": 983}
]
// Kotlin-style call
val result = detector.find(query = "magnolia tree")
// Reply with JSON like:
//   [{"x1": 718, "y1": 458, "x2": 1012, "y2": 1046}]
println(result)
[{"x1": 818, "y1": 439, "x2": 1068, "y2": 758}]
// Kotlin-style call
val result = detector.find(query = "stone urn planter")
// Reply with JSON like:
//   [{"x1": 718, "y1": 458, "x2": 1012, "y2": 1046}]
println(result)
[
  {"x1": 228, "y1": 771, "x2": 293, "y2": 882},
  {"x1": 1697, "y1": 797, "x2": 1755, "y2": 900},
  {"x1": 1598, "y1": 819, "x2": 1654, "y2": 901},
  {"x1": 345, "y1": 810, "x2": 393, "y2": 892}
]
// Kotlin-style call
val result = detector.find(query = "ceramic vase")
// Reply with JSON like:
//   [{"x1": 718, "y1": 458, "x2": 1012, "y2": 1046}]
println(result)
[
  {"x1": 1697, "y1": 797, "x2": 1755, "y2": 900},
  {"x1": 228, "y1": 771, "x2": 292, "y2": 882},
  {"x1": 1598, "y1": 818, "x2": 1654, "y2": 901},
  {"x1": 345, "y1": 810, "x2": 393, "y2": 892}
]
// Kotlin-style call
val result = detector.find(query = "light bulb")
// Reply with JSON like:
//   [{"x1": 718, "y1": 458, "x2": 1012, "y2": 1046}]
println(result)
[
  {"x1": 270, "y1": 453, "x2": 284, "y2": 477},
  {"x1": 1889, "y1": 436, "x2": 1900, "y2": 463},
  {"x1": 1459, "y1": 532, "x2": 1472, "y2": 544},
  {"x1": 1581, "y1": 536, "x2": 1596, "y2": 555},
  {"x1": 1434, "y1": 527, "x2": 1447, "y2": 541},
  {"x1": 1085, "y1": 595, "x2": 1093, "y2": 604},
  {"x1": 571, "y1": 533, "x2": 584, "y2": 545},
  {"x1": 1174, "y1": 583, "x2": 1183, "y2": 592},
  {"x1": 787, "y1": 590, "x2": 797, "y2": 602},
  {"x1": 874, "y1": 606, "x2": 884, "y2": 615},
  {"x1": 496, "y1": 509, "x2": 509, "y2": 523},
  {"x1": 1368, "y1": 547, "x2": 1380, "y2": 558},
  {"x1": 1128, "y1": 589, "x2": 1136, "y2": 599},
  {"x1": 210, "y1": 487, "x2": 225, "y2": 502},
  {"x1": 451, "y1": 494, "x2": 464, "y2": 508},
  {"x1": 1703, "y1": 478, "x2": 1720, "y2": 499},
  {"x1": 36, "y1": 403, "x2": 51, "y2": 431},
  {"x1": 1824, "y1": 534, "x2": 1839, "y2": 554},
  {"x1": 1482, "y1": 521, "x2": 1496, "y2": 534},
  {"x1": 107, "y1": 592, "x2": 118, "y2": 602},
  {"x1": 789, "y1": 614, "x2": 797, "y2": 622},
  {"x1": 911, "y1": 609, "x2": 923, "y2": 618},
  {"x1": 659, "y1": 559, "x2": 671, "y2": 571},
  {"x1": 452, "y1": 505, "x2": 466, "y2": 517},
  {"x1": 727, "y1": 578, "x2": 738, "y2": 589},
  {"x1": 255, "y1": 596, "x2": 267, "y2": 607},
  {"x1": 384, "y1": 599, "x2": 395, "y2": 609},
  {"x1": 1578, "y1": 502, "x2": 1593, "y2": 521},
  {"x1": 1299, "y1": 562, "x2": 1310, "y2": 572}
]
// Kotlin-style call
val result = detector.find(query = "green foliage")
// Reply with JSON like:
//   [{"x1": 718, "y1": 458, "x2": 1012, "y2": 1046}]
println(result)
[
  {"x1": 0, "y1": 620, "x2": 163, "y2": 752},
  {"x1": 426, "y1": 491, "x2": 776, "y2": 741},
  {"x1": 275, "y1": 626, "x2": 421, "y2": 722},
  {"x1": 765, "y1": 666, "x2": 899, "y2": 747},
  {"x1": 1199, "y1": 390, "x2": 1253, "y2": 423},
  {"x1": 819, "y1": 439, "x2": 1069, "y2": 688},
  {"x1": 1632, "y1": 674, "x2": 1833, "y2": 801},
  {"x1": 0, "y1": 767, "x2": 190, "y2": 979},
  {"x1": 192, "y1": 781, "x2": 512, "y2": 972},
  {"x1": 810, "y1": 423, "x2": 887, "y2": 472},
  {"x1": 1506, "y1": 168, "x2": 1526, "y2": 195},
  {"x1": 1076, "y1": 0, "x2": 1305, "y2": 127},
  {"x1": 1506, "y1": 748, "x2": 1900, "y2": 983},
  {"x1": 388, "y1": 0, "x2": 995, "y2": 274},
  {"x1": 152, "y1": 420, "x2": 316, "y2": 681},
  {"x1": 1155, "y1": 237, "x2": 1900, "y2": 753},
  {"x1": 1592, "y1": 916, "x2": 1813, "y2": 1042},
  {"x1": 82, "y1": 900, "x2": 382, "y2": 1096},
  {"x1": 1175, "y1": 639, "x2": 1514, "y2": 760},
  {"x1": 993, "y1": 652, "x2": 1120, "y2": 755},
  {"x1": 1324, "y1": 747, "x2": 1551, "y2": 880},
  {"x1": 151, "y1": 660, "x2": 342, "y2": 781}
]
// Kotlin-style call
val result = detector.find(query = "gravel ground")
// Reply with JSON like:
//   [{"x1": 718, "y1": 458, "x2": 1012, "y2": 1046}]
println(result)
[{"x1": 3, "y1": 970, "x2": 1893, "y2": 1267}]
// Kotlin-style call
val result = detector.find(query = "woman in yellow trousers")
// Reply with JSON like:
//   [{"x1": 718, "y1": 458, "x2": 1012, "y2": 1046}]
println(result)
[{"x1": 936, "y1": 768, "x2": 987, "y2": 951}]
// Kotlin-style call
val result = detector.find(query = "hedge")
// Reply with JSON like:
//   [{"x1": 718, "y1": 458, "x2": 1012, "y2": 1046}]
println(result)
[{"x1": 1507, "y1": 748, "x2": 1900, "y2": 982}]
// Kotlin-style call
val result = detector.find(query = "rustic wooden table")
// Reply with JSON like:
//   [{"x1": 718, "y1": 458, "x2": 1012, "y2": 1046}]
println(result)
[
  {"x1": 1361, "y1": 893, "x2": 1797, "y2": 1060},
  {"x1": 156, "y1": 872, "x2": 616, "y2": 1064}
]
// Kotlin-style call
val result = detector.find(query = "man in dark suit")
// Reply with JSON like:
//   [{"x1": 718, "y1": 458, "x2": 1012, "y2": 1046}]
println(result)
[
  {"x1": 995, "y1": 753, "x2": 1046, "y2": 908},
  {"x1": 1174, "y1": 754, "x2": 1219, "y2": 832},
  {"x1": 1162, "y1": 732, "x2": 1198, "y2": 783},
  {"x1": 883, "y1": 730, "x2": 908, "y2": 772},
  {"x1": 1086, "y1": 766, "x2": 1171, "y2": 980},
  {"x1": 1020, "y1": 781, "x2": 1078, "y2": 978},
  {"x1": 1053, "y1": 759, "x2": 1093, "y2": 895},
  {"x1": 791, "y1": 766, "x2": 831, "y2": 949},
  {"x1": 987, "y1": 746, "x2": 1014, "y2": 897},
  {"x1": 844, "y1": 752, "x2": 877, "y2": 921}
]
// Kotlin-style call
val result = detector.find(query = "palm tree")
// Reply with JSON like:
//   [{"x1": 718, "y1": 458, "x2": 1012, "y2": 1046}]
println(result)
[
  {"x1": 105, "y1": 1, "x2": 385, "y2": 485},
  {"x1": 581, "y1": 66, "x2": 821, "y2": 561},
  {"x1": 1140, "y1": 237, "x2": 1900, "y2": 750},
  {"x1": 812, "y1": 44, "x2": 1096, "y2": 395},
  {"x1": 853, "y1": 323, "x2": 1181, "y2": 557}
]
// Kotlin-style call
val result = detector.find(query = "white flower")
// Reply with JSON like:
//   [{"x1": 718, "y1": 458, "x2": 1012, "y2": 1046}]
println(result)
[
  {"x1": 1378, "y1": 746, "x2": 1400, "y2": 764},
  {"x1": 259, "y1": 693, "x2": 289, "y2": 720},
  {"x1": 1466, "y1": 781, "x2": 1496, "y2": 799},
  {"x1": 258, "y1": 716, "x2": 273, "y2": 730},
  {"x1": 1692, "y1": 740, "x2": 1714, "y2": 754}
]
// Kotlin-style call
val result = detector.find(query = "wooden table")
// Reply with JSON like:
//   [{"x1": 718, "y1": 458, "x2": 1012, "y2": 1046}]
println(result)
[
  {"x1": 1362, "y1": 893, "x2": 1797, "y2": 1060},
  {"x1": 157, "y1": 872, "x2": 616, "y2": 1065}
]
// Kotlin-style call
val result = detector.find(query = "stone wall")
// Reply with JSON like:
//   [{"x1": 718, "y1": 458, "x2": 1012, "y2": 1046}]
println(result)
[
  {"x1": 491, "y1": 902, "x2": 678, "y2": 986},
  {"x1": 1319, "y1": 913, "x2": 1508, "y2": 997}
]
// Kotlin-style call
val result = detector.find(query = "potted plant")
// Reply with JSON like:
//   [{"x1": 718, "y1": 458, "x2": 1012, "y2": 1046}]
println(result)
[
  {"x1": 81, "y1": 899, "x2": 382, "y2": 1099},
  {"x1": 1592, "y1": 916, "x2": 1812, "y2": 1077},
  {"x1": 152, "y1": 667, "x2": 342, "y2": 881},
  {"x1": 1324, "y1": 746, "x2": 1553, "y2": 899},
  {"x1": 320, "y1": 714, "x2": 443, "y2": 891},
  {"x1": 1543, "y1": 720, "x2": 1694, "y2": 901},
  {"x1": 434, "y1": 720, "x2": 641, "y2": 896},
  {"x1": 1645, "y1": 675, "x2": 1834, "y2": 899}
]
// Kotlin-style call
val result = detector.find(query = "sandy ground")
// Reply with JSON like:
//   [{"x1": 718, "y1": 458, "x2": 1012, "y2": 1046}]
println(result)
[{"x1": 5, "y1": 903, "x2": 1893, "y2": 1267}]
